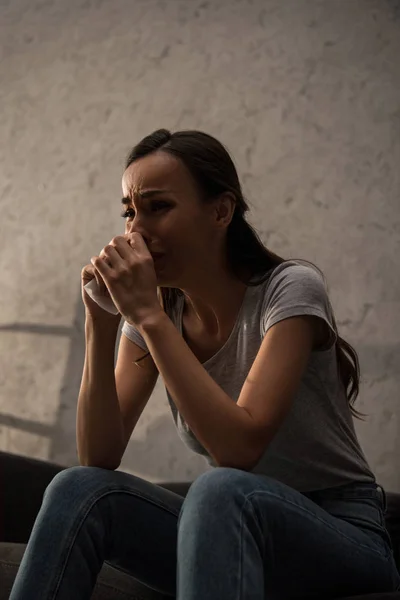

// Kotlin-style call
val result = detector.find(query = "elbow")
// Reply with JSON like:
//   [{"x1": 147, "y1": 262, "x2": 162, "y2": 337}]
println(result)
[
  {"x1": 214, "y1": 450, "x2": 261, "y2": 472},
  {"x1": 214, "y1": 441, "x2": 266, "y2": 472},
  {"x1": 77, "y1": 440, "x2": 125, "y2": 471},
  {"x1": 78, "y1": 454, "x2": 121, "y2": 471},
  {"x1": 80, "y1": 459, "x2": 121, "y2": 471},
  {"x1": 216, "y1": 457, "x2": 258, "y2": 472},
  {"x1": 102, "y1": 462, "x2": 121, "y2": 471}
]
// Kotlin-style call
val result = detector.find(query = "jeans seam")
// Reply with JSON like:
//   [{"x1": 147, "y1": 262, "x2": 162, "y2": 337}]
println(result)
[
  {"x1": 242, "y1": 489, "x2": 390, "y2": 560},
  {"x1": 239, "y1": 495, "x2": 267, "y2": 600},
  {"x1": 238, "y1": 496, "x2": 245, "y2": 600},
  {"x1": 51, "y1": 486, "x2": 181, "y2": 599}
]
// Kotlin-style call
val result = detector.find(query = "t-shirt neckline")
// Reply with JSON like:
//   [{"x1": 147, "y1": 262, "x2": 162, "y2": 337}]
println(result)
[{"x1": 178, "y1": 284, "x2": 252, "y2": 365}]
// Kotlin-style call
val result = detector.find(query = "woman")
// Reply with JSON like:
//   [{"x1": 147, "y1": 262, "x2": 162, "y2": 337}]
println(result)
[{"x1": 9, "y1": 129, "x2": 400, "y2": 599}]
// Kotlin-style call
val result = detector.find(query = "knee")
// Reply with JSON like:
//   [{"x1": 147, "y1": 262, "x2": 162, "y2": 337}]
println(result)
[
  {"x1": 179, "y1": 468, "x2": 283, "y2": 526},
  {"x1": 180, "y1": 468, "x2": 247, "y2": 518},
  {"x1": 43, "y1": 465, "x2": 109, "y2": 508},
  {"x1": 178, "y1": 468, "x2": 259, "y2": 540}
]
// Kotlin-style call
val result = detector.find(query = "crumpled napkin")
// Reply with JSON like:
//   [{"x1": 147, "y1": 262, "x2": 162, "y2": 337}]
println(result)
[{"x1": 83, "y1": 279, "x2": 119, "y2": 315}]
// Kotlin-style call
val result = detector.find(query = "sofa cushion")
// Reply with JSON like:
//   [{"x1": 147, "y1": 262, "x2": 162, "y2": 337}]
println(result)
[{"x1": 0, "y1": 451, "x2": 64, "y2": 544}]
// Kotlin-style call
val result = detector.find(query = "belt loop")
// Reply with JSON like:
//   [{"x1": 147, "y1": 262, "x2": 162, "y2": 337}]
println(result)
[{"x1": 377, "y1": 484, "x2": 387, "y2": 514}]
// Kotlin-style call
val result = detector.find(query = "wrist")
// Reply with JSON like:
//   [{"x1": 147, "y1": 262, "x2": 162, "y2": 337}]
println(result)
[{"x1": 134, "y1": 309, "x2": 167, "y2": 334}]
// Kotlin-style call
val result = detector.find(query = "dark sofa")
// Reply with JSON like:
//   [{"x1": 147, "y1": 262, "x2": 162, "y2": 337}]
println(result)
[{"x1": 1, "y1": 451, "x2": 399, "y2": 599}]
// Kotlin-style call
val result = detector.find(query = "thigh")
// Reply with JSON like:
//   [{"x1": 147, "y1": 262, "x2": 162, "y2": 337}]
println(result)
[
  {"x1": 98, "y1": 469, "x2": 185, "y2": 594},
  {"x1": 42, "y1": 466, "x2": 185, "y2": 596},
  {"x1": 249, "y1": 476, "x2": 400, "y2": 598},
  {"x1": 186, "y1": 469, "x2": 400, "y2": 599}
]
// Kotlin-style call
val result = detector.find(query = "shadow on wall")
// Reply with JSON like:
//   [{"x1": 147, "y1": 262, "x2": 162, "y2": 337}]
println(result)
[{"x1": 0, "y1": 286, "x2": 209, "y2": 480}]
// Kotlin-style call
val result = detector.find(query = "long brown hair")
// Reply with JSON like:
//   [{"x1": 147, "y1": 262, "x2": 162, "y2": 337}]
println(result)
[{"x1": 124, "y1": 129, "x2": 366, "y2": 421}]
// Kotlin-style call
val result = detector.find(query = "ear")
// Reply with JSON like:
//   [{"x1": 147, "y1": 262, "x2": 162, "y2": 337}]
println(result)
[{"x1": 214, "y1": 192, "x2": 236, "y2": 228}]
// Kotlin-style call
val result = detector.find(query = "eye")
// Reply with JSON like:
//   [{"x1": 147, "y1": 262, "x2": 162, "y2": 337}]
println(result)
[
  {"x1": 120, "y1": 202, "x2": 169, "y2": 219},
  {"x1": 120, "y1": 208, "x2": 134, "y2": 219}
]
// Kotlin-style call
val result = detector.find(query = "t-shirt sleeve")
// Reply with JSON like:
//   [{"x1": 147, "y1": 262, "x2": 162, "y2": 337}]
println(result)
[
  {"x1": 121, "y1": 320, "x2": 149, "y2": 352},
  {"x1": 261, "y1": 264, "x2": 337, "y2": 350}
]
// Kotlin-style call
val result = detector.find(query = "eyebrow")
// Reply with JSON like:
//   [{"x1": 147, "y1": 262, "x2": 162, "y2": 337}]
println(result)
[{"x1": 121, "y1": 189, "x2": 172, "y2": 205}]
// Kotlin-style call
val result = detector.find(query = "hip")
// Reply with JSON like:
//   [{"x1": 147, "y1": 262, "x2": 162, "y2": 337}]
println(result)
[{"x1": 303, "y1": 480, "x2": 393, "y2": 556}]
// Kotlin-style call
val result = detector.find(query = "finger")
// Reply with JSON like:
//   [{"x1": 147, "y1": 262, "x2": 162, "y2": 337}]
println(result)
[
  {"x1": 127, "y1": 232, "x2": 150, "y2": 256},
  {"x1": 101, "y1": 244, "x2": 126, "y2": 267},
  {"x1": 127, "y1": 232, "x2": 142, "y2": 246},
  {"x1": 99, "y1": 247, "x2": 111, "y2": 265},
  {"x1": 110, "y1": 235, "x2": 134, "y2": 260},
  {"x1": 81, "y1": 264, "x2": 96, "y2": 284},
  {"x1": 91, "y1": 256, "x2": 112, "y2": 279},
  {"x1": 94, "y1": 270, "x2": 106, "y2": 294}
]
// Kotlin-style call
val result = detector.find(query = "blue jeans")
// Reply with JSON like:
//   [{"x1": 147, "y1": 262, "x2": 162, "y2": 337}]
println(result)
[{"x1": 9, "y1": 466, "x2": 400, "y2": 599}]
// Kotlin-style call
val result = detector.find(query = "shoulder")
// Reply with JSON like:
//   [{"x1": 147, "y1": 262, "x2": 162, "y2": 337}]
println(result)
[
  {"x1": 268, "y1": 259, "x2": 325, "y2": 285},
  {"x1": 260, "y1": 260, "x2": 328, "y2": 303},
  {"x1": 259, "y1": 260, "x2": 336, "y2": 349}
]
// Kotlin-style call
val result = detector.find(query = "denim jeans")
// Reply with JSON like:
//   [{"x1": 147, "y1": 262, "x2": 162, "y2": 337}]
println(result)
[{"x1": 9, "y1": 466, "x2": 400, "y2": 599}]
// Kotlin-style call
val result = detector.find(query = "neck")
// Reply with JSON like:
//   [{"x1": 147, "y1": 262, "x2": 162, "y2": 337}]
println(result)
[{"x1": 181, "y1": 268, "x2": 250, "y2": 338}]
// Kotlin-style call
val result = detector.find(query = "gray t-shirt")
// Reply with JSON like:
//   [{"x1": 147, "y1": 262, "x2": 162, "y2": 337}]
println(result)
[{"x1": 121, "y1": 259, "x2": 375, "y2": 492}]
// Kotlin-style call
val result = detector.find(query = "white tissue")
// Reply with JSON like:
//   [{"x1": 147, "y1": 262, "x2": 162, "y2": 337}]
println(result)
[{"x1": 84, "y1": 279, "x2": 120, "y2": 315}]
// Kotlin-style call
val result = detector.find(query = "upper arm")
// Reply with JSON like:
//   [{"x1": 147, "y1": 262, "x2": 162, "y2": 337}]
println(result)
[
  {"x1": 237, "y1": 315, "x2": 322, "y2": 469},
  {"x1": 115, "y1": 333, "x2": 159, "y2": 448}
]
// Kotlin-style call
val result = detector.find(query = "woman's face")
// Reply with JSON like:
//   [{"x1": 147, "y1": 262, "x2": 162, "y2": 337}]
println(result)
[{"x1": 121, "y1": 151, "x2": 219, "y2": 287}]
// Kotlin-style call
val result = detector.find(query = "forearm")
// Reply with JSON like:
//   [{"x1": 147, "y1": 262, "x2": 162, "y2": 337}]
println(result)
[
  {"x1": 138, "y1": 311, "x2": 256, "y2": 469},
  {"x1": 76, "y1": 317, "x2": 124, "y2": 469}
]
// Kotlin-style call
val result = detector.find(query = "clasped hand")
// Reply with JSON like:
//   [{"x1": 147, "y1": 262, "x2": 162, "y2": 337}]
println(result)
[{"x1": 91, "y1": 232, "x2": 162, "y2": 328}]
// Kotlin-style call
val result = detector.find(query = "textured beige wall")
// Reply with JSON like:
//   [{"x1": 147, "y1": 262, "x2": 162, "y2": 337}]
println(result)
[{"x1": 1, "y1": 0, "x2": 399, "y2": 489}]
